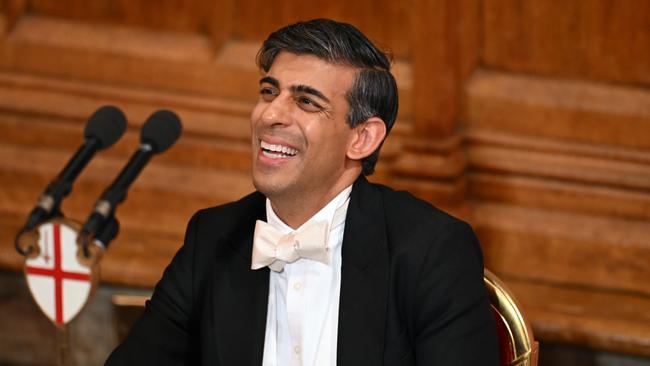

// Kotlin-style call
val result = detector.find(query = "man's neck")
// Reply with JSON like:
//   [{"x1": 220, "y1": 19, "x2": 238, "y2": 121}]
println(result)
[{"x1": 269, "y1": 177, "x2": 357, "y2": 229}]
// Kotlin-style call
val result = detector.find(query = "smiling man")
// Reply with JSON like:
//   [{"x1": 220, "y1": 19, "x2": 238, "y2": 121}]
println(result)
[{"x1": 106, "y1": 19, "x2": 499, "y2": 366}]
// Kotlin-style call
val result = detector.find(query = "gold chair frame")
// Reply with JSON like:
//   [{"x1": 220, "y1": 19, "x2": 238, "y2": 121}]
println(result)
[{"x1": 484, "y1": 269, "x2": 539, "y2": 366}]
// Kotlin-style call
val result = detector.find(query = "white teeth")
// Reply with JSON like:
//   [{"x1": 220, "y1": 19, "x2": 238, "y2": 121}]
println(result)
[
  {"x1": 262, "y1": 150, "x2": 287, "y2": 159},
  {"x1": 260, "y1": 140, "x2": 297, "y2": 156}
]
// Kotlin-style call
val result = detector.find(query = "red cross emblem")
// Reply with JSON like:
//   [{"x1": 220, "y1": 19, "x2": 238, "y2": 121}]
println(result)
[{"x1": 24, "y1": 220, "x2": 98, "y2": 326}]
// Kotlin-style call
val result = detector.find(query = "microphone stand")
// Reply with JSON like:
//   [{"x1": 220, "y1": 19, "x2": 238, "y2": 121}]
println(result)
[
  {"x1": 77, "y1": 215, "x2": 120, "y2": 267},
  {"x1": 56, "y1": 323, "x2": 72, "y2": 366}
]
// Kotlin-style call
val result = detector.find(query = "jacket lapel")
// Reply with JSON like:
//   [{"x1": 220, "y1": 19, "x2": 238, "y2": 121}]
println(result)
[
  {"x1": 337, "y1": 176, "x2": 390, "y2": 365},
  {"x1": 211, "y1": 193, "x2": 270, "y2": 366}
]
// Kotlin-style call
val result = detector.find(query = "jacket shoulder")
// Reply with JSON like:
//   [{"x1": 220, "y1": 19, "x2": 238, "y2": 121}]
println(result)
[
  {"x1": 191, "y1": 191, "x2": 265, "y2": 236},
  {"x1": 368, "y1": 181, "x2": 483, "y2": 265},
  {"x1": 371, "y1": 182, "x2": 469, "y2": 234}
]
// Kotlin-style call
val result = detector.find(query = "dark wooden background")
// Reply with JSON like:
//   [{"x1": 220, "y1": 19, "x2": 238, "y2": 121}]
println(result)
[{"x1": 0, "y1": 0, "x2": 649, "y2": 359}]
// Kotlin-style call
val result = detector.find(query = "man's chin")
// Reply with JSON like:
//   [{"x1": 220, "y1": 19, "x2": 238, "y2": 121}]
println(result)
[{"x1": 252, "y1": 174, "x2": 290, "y2": 198}]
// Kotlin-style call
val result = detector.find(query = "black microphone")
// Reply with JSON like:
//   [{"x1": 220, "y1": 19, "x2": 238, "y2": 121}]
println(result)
[
  {"x1": 15, "y1": 105, "x2": 127, "y2": 256},
  {"x1": 78, "y1": 110, "x2": 182, "y2": 251}
]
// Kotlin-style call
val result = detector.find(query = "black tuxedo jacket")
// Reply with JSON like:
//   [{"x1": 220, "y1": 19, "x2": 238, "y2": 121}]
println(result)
[{"x1": 106, "y1": 176, "x2": 499, "y2": 365}]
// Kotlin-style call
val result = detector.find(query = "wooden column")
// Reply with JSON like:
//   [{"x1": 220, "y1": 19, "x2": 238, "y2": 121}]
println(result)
[
  {"x1": 411, "y1": 0, "x2": 460, "y2": 137},
  {"x1": 199, "y1": 0, "x2": 234, "y2": 51},
  {"x1": 389, "y1": 0, "x2": 480, "y2": 216},
  {"x1": 0, "y1": 0, "x2": 27, "y2": 32}
]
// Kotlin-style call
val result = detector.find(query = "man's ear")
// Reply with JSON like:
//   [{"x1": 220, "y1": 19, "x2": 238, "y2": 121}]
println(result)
[{"x1": 346, "y1": 117, "x2": 387, "y2": 161}]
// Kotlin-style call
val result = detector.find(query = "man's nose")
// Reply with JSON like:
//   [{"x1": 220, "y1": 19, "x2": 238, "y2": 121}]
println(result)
[{"x1": 260, "y1": 96, "x2": 292, "y2": 127}]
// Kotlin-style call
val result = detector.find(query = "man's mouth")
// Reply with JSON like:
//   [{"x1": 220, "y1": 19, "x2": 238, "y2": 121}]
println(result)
[{"x1": 260, "y1": 140, "x2": 298, "y2": 159}]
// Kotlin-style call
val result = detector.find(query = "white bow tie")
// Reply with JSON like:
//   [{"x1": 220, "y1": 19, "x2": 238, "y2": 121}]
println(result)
[{"x1": 251, "y1": 220, "x2": 330, "y2": 272}]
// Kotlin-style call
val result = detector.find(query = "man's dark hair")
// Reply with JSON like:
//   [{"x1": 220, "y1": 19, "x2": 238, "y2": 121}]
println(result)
[{"x1": 256, "y1": 18, "x2": 399, "y2": 176}]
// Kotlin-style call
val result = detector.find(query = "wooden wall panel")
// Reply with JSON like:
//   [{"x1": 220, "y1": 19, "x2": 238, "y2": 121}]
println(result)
[
  {"x1": 464, "y1": 0, "x2": 650, "y2": 357},
  {"x1": 0, "y1": 16, "x2": 259, "y2": 100},
  {"x1": 475, "y1": 203, "x2": 650, "y2": 295},
  {"x1": 28, "y1": 0, "x2": 236, "y2": 50},
  {"x1": 0, "y1": 0, "x2": 26, "y2": 32},
  {"x1": 482, "y1": 0, "x2": 650, "y2": 85},
  {"x1": 469, "y1": 171, "x2": 650, "y2": 221},
  {"x1": 464, "y1": 71, "x2": 650, "y2": 149},
  {"x1": 507, "y1": 278, "x2": 650, "y2": 357},
  {"x1": 29, "y1": 0, "x2": 207, "y2": 32},
  {"x1": 411, "y1": 0, "x2": 460, "y2": 137},
  {"x1": 232, "y1": 0, "x2": 412, "y2": 59}
]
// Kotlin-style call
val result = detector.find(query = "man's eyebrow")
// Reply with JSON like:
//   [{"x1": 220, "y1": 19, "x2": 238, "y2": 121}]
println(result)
[
  {"x1": 259, "y1": 77, "x2": 331, "y2": 104},
  {"x1": 259, "y1": 76, "x2": 279, "y2": 88},
  {"x1": 291, "y1": 85, "x2": 331, "y2": 104}
]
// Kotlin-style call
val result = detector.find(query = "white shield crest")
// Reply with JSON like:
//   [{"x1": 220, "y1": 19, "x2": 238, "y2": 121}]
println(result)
[{"x1": 24, "y1": 219, "x2": 99, "y2": 326}]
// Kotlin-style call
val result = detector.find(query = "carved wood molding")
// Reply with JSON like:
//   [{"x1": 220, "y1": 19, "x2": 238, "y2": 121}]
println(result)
[
  {"x1": 506, "y1": 277, "x2": 650, "y2": 357},
  {"x1": 464, "y1": 70, "x2": 650, "y2": 149}
]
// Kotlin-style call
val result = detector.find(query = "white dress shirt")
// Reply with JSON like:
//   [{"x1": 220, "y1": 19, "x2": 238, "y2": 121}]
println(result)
[{"x1": 261, "y1": 186, "x2": 352, "y2": 366}]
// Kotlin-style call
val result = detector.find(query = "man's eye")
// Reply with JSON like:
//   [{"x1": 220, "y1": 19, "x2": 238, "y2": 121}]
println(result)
[
  {"x1": 296, "y1": 96, "x2": 322, "y2": 111},
  {"x1": 259, "y1": 87, "x2": 277, "y2": 101}
]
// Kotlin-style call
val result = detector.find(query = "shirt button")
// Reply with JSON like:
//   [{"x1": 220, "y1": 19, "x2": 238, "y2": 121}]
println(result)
[
  {"x1": 294, "y1": 345, "x2": 301, "y2": 354},
  {"x1": 293, "y1": 282, "x2": 302, "y2": 290}
]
